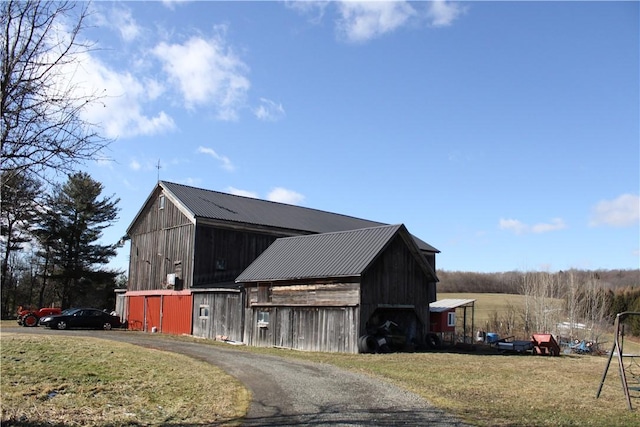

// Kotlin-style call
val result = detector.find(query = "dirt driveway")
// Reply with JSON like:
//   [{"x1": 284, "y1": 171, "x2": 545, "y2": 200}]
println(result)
[{"x1": 10, "y1": 327, "x2": 470, "y2": 426}]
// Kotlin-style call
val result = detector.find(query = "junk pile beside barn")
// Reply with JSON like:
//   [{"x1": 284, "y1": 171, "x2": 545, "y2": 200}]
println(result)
[{"x1": 472, "y1": 331, "x2": 562, "y2": 356}]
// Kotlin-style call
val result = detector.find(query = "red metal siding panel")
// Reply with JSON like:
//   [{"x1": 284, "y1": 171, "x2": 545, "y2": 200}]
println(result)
[
  {"x1": 128, "y1": 296, "x2": 145, "y2": 331},
  {"x1": 146, "y1": 296, "x2": 161, "y2": 332},
  {"x1": 161, "y1": 294, "x2": 193, "y2": 335}
]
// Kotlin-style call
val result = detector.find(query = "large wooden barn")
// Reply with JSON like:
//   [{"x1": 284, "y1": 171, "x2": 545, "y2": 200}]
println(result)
[{"x1": 118, "y1": 181, "x2": 440, "y2": 353}]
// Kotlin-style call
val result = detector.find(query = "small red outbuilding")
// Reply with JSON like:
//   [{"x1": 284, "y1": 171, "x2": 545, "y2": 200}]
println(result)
[{"x1": 429, "y1": 298, "x2": 476, "y2": 345}]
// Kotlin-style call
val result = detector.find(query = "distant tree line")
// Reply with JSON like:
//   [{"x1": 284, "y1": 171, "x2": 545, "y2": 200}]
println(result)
[{"x1": 438, "y1": 269, "x2": 640, "y2": 337}]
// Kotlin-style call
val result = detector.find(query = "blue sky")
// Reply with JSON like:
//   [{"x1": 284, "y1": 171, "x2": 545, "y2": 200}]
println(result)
[{"x1": 69, "y1": 1, "x2": 638, "y2": 274}]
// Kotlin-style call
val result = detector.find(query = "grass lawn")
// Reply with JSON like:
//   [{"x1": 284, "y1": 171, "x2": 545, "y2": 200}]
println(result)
[
  {"x1": 2, "y1": 320, "x2": 640, "y2": 426},
  {"x1": 1, "y1": 330, "x2": 249, "y2": 426}
]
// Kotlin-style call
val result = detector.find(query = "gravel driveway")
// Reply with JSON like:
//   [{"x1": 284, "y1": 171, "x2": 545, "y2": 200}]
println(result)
[{"x1": 10, "y1": 328, "x2": 470, "y2": 426}]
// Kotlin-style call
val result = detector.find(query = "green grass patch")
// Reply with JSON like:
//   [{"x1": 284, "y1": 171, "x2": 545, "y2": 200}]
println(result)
[{"x1": 0, "y1": 333, "x2": 249, "y2": 426}]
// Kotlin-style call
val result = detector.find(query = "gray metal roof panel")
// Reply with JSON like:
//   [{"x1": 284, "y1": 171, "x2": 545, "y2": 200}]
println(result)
[
  {"x1": 157, "y1": 181, "x2": 439, "y2": 253},
  {"x1": 236, "y1": 224, "x2": 404, "y2": 282}
]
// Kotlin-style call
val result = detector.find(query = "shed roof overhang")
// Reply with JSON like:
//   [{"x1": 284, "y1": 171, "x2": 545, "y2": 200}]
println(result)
[{"x1": 429, "y1": 298, "x2": 476, "y2": 313}]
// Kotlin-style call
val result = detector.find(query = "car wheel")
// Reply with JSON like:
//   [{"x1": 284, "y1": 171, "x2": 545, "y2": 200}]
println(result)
[
  {"x1": 56, "y1": 321, "x2": 67, "y2": 330},
  {"x1": 103, "y1": 322, "x2": 112, "y2": 330},
  {"x1": 23, "y1": 314, "x2": 38, "y2": 327}
]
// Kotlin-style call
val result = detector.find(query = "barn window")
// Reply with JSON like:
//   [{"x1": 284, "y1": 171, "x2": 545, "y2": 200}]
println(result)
[
  {"x1": 199, "y1": 305, "x2": 210, "y2": 319},
  {"x1": 257, "y1": 311, "x2": 269, "y2": 328},
  {"x1": 159, "y1": 195, "x2": 165, "y2": 210},
  {"x1": 447, "y1": 311, "x2": 456, "y2": 327}
]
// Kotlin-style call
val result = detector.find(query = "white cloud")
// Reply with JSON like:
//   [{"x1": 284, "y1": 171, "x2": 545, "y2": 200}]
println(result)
[
  {"x1": 284, "y1": 0, "x2": 329, "y2": 25},
  {"x1": 499, "y1": 218, "x2": 528, "y2": 235},
  {"x1": 254, "y1": 98, "x2": 286, "y2": 122},
  {"x1": 129, "y1": 160, "x2": 141, "y2": 171},
  {"x1": 267, "y1": 188, "x2": 305, "y2": 205},
  {"x1": 153, "y1": 36, "x2": 250, "y2": 120},
  {"x1": 427, "y1": 1, "x2": 466, "y2": 27},
  {"x1": 34, "y1": 11, "x2": 175, "y2": 141},
  {"x1": 499, "y1": 217, "x2": 567, "y2": 235},
  {"x1": 161, "y1": 0, "x2": 188, "y2": 10},
  {"x1": 111, "y1": 7, "x2": 141, "y2": 42},
  {"x1": 589, "y1": 194, "x2": 640, "y2": 227},
  {"x1": 69, "y1": 51, "x2": 175, "y2": 139},
  {"x1": 336, "y1": 1, "x2": 416, "y2": 43},
  {"x1": 227, "y1": 187, "x2": 259, "y2": 198},
  {"x1": 197, "y1": 146, "x2": 235, "y2": 172},
  {"x1": 531, "y1": 218, "x2": 566, "y2": 234},
  {"x1": 93, "y1": 5, "x2": 142, "y2": 42}
]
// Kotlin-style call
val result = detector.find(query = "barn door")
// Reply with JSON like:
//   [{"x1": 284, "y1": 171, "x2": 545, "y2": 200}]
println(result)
[{"x1": 145, "y1": 296, "x2": 161, "y2": 332}]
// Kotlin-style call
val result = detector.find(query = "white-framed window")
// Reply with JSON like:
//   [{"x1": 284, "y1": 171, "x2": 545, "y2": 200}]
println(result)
[
  {"x1": 257, "y1": 311, "x2": 270, "y2": 328},
  {"x1": 447, "y1": 311, "x2": 456, "y2": 327},
  {"x1": 199, "y1": 305, "x2": 210, "y2": 319},
  {"x1": 159, "y1": 195, "x2": 165, "y2": 210}
]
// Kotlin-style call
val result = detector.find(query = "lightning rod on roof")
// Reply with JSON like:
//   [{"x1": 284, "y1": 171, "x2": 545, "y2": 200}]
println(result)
[{"x1": 156, "y1": 159, "x2": 161, "y2": 182}]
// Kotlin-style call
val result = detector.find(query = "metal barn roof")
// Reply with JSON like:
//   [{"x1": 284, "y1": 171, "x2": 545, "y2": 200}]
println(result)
[
  {"x1": 236, "y1": 224, "x2": 434, "y2": 283},
  {"x1": 429, "y1": 299, "x2": 476, "y2": 313},
  {"x1": 152, "y1": 181, "x2": 439, "y2": 253}
]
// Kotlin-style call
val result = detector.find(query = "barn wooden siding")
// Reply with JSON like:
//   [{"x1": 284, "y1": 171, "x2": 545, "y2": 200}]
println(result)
[
  {"x1": 128, "y1": 190, "x2": 195, "y2": 291},
  {"x1": 192, "y1": 226, "x2": 281, "y2": 287},
  {"x1": 244, "y1": 281, "x2": 361, "y2": 352},
  {"x1": 246, "y1": 306, "x2": 360, "y2": 353},
  {"x1": 191, "y1": 290, "x2": 244, "y2": 341},
  {"x1": 359, "y1": 234, "x2": 435, "y2": 339},
  {"x1": 247, "y1": 281, "x2": 360, "y2": 305}
]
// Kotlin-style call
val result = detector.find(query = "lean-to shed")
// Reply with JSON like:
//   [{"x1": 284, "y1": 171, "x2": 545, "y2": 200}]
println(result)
[{"x1": 236, "y1": 224, "x2": 438, "y2": 353}]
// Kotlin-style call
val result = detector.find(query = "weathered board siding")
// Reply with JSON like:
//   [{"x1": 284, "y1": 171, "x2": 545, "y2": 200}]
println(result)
[
  {"x1": 243, "y1": 282, "x2": 360, "y2": 352},
  {"x1": 247, "y1": 282, "x2": 360, "y2": 305},
  {"x1": 193, "y1": 226, "x2": 280, "y2": 287},
  {"x1": 192, "y1": 290, "x2": 244, "y2": 341},
  {"x1": 246, "y1": 306, "x2": 360, "y2": 353},
  {"x1": 359, "y1": 234, "x2": 435, "y2": 340},
  {"x1": 128, "y1": 191, "x2": 195, "y2": 291}
]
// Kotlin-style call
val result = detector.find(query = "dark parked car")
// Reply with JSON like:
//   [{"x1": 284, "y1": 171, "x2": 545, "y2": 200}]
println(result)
[{"x1": 40, "y1": 308, "x2": 121, "y2": 330}]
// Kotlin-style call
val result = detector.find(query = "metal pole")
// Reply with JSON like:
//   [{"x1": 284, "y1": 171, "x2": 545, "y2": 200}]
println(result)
[{"x1": 596, "y1": 312, "x2": 640, "y2": 410}]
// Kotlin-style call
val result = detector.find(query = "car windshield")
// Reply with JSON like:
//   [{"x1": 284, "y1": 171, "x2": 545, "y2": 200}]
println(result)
[{"x1": 61, "y1": 308, "x2": 81, "y2": 315}]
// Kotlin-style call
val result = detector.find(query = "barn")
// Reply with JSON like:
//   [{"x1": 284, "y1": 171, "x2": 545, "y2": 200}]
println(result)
[
  {"x1": 237, "y1": 224, "x2": 437, "y2": 353},
  {"x1": 119, "y1": 181, "x2": 440, "y2": 352}
]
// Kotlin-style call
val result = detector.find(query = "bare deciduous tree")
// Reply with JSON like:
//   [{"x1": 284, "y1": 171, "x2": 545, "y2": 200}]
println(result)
[{"x1": 1, "y1": 0, "x2": 108, "y2": 183}]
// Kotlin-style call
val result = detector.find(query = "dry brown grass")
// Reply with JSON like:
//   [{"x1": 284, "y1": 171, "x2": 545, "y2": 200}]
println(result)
[
  {"x1": 258, "y1": 347, "x2": 640, "y2": 426},
  {"x1": 0, "y1": 333, "x2": 250, "y2": 426},
  {"x1": 3, "y1": 319, "x2": 640, "y2": 426}
]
